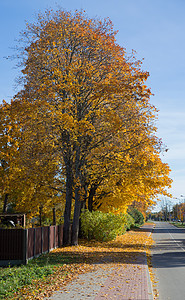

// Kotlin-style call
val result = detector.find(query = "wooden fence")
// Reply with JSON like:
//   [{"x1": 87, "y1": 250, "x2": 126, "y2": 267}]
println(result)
[{"x1": 0, "y1": 225, "x2": 65, "y2": 266}]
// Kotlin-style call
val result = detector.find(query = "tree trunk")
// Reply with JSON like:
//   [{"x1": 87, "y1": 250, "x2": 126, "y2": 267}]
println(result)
[
  {"x1": 71, "y1": 186, "x2": 81, "y2": 245},
  {"x1": 78, "y1": 188, "x2": 87, "y2": 238},
  {"x1": 71, "y1": 145, "x2": 82, "y2": 245},
  {"x1": 39, "y1": 206, "x2": 43, "y2": 226},
  {"x1": 88, "y1": 185, "x2": 97, "y2": 212},
  {"x1": 53, "y1": 206, "x2": 56, "y2": 225},
  {"x1": 63, "y1": 163, "x2": 73, "y2": 246},
  {"x1": 3, "y1": 193, "x2": 8, "y2": 213}
]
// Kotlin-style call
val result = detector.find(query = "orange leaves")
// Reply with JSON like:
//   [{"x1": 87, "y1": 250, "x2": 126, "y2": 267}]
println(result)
[
  {"x1": 13, "y1": 227, "x2": 154, "y2": 299},
  {"x1": 0, "y1": 8, "x2": 172, "y2": 237}
]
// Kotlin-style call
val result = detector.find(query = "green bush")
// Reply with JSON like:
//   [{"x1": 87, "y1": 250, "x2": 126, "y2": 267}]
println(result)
[
  {"x1": 125, "y1": 213, "x2": 135, "y2": 230},
  {"x1": 80, "y1": 210, "x2": 134, "y2": 242},
  {"x1": 128, "y1": 208, "x2": 144, "y2": 226}
]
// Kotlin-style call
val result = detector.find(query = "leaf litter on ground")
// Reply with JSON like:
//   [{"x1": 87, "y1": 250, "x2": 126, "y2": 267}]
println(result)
[{"x1": 10, "y1": 224, "x2": 155, "y2": 299}]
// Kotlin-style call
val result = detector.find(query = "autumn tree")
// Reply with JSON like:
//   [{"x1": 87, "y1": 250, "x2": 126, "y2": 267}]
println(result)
[
  {"x1": 78, "y1": 88, "x2": 172, "y2": 213},
  {"x1": 0, "y1": 101, "x2": 20, "y2": 213},
  {"x1": 3, "y1": 8, "x2": 171, "y2": 244},
  {"x1": 0, "y1": 99, "x2": 65, "y2": 223},
  {"x1": 84, "y1": 132, "x2": 172, "y2": 214}
]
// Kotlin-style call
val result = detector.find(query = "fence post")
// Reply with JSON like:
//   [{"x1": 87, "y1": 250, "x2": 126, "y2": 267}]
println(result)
[
  {"x1": 33, "y1": 228, "x2": 36, "y2": 258},
  {"x1": 58, "y1": 225, "x2": 60, "y2": 247},
  {"x1": 41, "y1": 227, "x2": 43, "y2": 254},
  {"x1": 23, "y1": 229, "x2": 28, "y2": 265},
  {"x1": 59, "y1": 224, "x2": 63, "y2": 247},
  {"x1": 48, "y1": 226, "x2": 50, "y2": 252},
  {"x1": 54, "y1": 226, "x2": 56, "y2": 249}
]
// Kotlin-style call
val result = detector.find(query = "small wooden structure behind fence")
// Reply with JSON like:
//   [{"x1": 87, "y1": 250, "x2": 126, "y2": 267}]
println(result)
[{"x1": 0, "y1": 225, "x2": 65, "y2": 266}]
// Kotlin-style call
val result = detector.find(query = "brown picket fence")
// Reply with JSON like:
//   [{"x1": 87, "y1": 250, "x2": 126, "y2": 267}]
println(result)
[{"x1": 0, "y1": 225, "x2": 65, "y2": 266}]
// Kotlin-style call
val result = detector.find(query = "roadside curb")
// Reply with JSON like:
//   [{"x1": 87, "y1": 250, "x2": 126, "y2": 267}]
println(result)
[
  {"x1": 144, "y1": 251, "x2": 154, "y2": 300},
  {"x1": 144, "y1": 223, "x2": 155, "y2": 300}
]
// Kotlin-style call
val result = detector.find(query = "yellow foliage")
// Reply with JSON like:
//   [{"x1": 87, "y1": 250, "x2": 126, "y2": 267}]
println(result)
[{"x1": 0, "y1": 9, "x2": 172, "y2": 229}]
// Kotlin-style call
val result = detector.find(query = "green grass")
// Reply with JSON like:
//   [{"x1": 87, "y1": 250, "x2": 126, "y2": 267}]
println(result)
[
  {"x1": 0, "y1": 251, "x2": 73, "y2": 299},
  {"x1": 170, "y1": 222, "x2": 185, "y2": 228}
]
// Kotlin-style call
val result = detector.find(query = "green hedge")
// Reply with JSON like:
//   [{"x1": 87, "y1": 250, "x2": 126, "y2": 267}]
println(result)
[
  {"x1": 80, "y1": 210, "x2": 134, "y2": 242},
  {"x1": 128, "y1": 208, "x2": 144, "y2": 226}
]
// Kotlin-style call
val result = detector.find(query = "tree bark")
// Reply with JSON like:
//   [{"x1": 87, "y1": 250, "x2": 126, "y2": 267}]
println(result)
[
  {"x1": 88, "y1": 185, "x2": 97, "y2": 212},
  {"x1": 53, "y1": 206, "x2": 56, "y2": 225},
  {"x1": 78, "y1": 196, "x2": 87, "y2": 238},
  {"x1": 63, "y1": 163, "x2": 73, "y2": 245},
  {"x1": 71, "y1": 144, "x2": 82, "y2": 245},
  {"x1": 3, "y1": 193, "x2": 8, "y2": 213},
  {"x1": 71, "y1": 186, "x2": 81, "y2": 245},
  {"x1": 39, "y1": 205, "x2": 43, "y2": 226}
]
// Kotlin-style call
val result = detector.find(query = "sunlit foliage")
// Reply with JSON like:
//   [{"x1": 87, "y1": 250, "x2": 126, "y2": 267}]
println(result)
[{"x1": 0, "y1": 9, "x2": 172, "y2": 244}]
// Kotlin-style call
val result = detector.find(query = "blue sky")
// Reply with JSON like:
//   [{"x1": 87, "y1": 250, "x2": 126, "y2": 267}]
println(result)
[{"x1": 1, "y1": 0, "x2": 185, "y2": 210}]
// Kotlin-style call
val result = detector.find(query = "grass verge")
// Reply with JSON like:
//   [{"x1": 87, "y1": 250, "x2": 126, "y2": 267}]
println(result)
[
  {"x1": 0, "y1": 251, "x2": 79, "y2": 299},
  {"x1": 170, "y1": 221, "x2": 185, "y2": 228}
]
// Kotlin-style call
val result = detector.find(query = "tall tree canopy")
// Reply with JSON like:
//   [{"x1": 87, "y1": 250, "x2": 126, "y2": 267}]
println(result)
[{"x1": 0, "y1": 9, "x2": 172, "y2": 244}]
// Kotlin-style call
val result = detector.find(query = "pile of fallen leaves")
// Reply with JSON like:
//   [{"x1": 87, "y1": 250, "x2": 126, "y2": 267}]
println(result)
[{"x1": 13, "y1": 224, "x2": 154, "y2": 299}]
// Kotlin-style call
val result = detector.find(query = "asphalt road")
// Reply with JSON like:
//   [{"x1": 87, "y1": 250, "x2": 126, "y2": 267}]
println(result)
[{"x1": 151, "y1": 221, "x2": 185, "y2": 300}]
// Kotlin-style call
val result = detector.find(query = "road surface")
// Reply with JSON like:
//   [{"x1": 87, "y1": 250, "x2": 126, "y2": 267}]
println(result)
[{"x1": 152, "y1": 221, "x2": 185, "y2": 300}]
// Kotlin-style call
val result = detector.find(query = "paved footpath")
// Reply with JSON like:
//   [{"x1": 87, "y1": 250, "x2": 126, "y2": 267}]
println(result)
[{"x1": 46, "y1": 224, "x2": 154, "y2": 300}]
